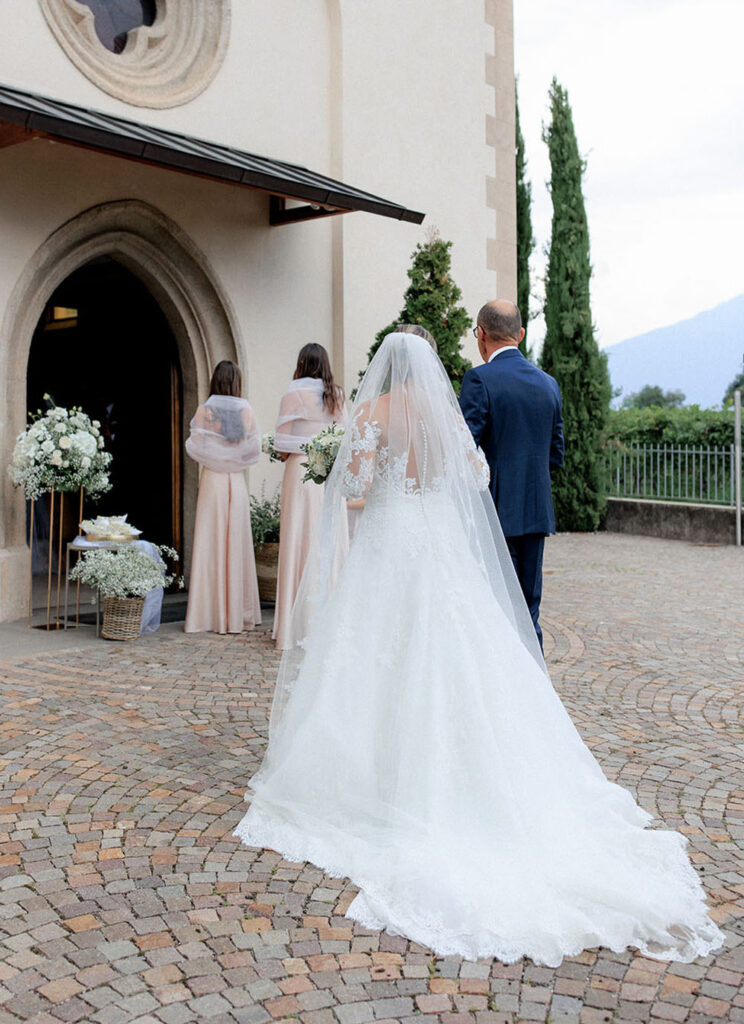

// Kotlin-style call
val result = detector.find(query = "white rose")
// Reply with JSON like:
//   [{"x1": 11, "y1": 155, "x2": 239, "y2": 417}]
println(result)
[
  {"x1": 98, "y1": 437, "x2": 104, "y2": 449},
  {"x1": 62, "y1": 460, "x2": 69, "y2": 468},
  {"x1": 70, "y1": 431, "x2": 96, "y2": 456},
  {"x1": 50, "y1": 450, "x2": 62, "y2": 466},
  {"x1": 59, "y1": 436, "x2": 71, "y2": 450},
  {"x1": 92, "y1": 420, "x2": 101, "y2": 429}
]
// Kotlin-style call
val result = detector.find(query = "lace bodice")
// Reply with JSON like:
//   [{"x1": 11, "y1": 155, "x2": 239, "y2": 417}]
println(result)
[{"x1": 341, "y1": 417, "x2": 489, "y2": 501}]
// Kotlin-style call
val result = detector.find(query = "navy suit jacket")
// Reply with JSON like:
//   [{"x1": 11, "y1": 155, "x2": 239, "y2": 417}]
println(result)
[{"x1": 459, "y1": 349, "x2": 564, "y2": 537}]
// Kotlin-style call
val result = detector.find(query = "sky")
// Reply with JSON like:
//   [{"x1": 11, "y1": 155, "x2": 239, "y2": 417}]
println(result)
[{"x1": 513, "y1": 0, "x2": 744, "y2": 352}]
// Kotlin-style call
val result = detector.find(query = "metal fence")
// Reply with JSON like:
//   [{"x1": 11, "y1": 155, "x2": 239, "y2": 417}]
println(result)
[{"x1": 607, "y1": 443, "x2": 738, "y2": 506}]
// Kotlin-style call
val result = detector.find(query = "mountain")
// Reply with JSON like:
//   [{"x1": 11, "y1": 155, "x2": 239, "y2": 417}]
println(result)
[{"x1": 605, "y1": 294, "x2": 744, "y2": 409}]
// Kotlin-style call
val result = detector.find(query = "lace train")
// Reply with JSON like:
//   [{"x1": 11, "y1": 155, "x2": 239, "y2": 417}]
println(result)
[{"x1": 234, "y1": 491, "x2": 724, "y2": 966}]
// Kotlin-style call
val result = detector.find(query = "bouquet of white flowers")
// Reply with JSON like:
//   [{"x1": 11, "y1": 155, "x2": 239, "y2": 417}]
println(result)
[
  {"x1": 69, "y1": 544, "x2": 182, "y2": 599},
  {"x1": 262, "y1": 432, "x2": 282, "y2": 463},
  {"x1": 301, "y1": 423, "x2": 345, "y2": 484},
  {"x1": 8, "y1": 397, "x2": 112, "y2": 500}
]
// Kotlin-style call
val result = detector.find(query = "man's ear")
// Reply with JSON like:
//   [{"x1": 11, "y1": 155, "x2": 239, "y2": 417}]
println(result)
[{"x1": 518, "y1": 327, "x2": 526, "y2": 344}]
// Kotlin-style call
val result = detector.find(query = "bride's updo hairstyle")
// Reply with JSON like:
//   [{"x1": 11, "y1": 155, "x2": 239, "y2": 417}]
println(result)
[
  {"x1": 396, "y1": 323, "x2": 437, "y2": 352},
  {"x1": 294, "y1": 343, "x2": 345, "y2": 416}
]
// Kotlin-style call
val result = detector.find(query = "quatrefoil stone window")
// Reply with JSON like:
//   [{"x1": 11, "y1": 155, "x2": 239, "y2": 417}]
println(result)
[
  {"x1": 74, "y1": 0, "x2": 158, "y2": 56},
  {"x1": 38, "y1": 0, "x2": 231, "y2": 108}
]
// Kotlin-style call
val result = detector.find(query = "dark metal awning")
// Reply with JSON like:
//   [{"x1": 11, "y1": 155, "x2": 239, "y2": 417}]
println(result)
[{"x1": 0, "y1": 83, "x2": 425, "y2": 226}]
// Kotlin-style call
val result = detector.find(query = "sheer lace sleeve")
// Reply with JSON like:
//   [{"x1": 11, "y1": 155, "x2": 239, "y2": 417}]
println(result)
[
  {"x1": 341, "y1": 416, "x2": 381, "y2": 500},
  {"x1": 454, "y1": 415, "x2": 490, "y2": 491}
]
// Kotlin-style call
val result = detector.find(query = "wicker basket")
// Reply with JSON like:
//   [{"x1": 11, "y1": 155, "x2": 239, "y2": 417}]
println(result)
[
  {"x1": 101, "y1": 596, "x2": 145, "y2": 641},
  {"x1": 254, "y1": 542, "x2": 279, "y2": 603}
]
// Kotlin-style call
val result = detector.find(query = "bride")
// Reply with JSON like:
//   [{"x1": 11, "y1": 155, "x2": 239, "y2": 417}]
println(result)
[{"x1": 234, "y1": 330, "x2": 723, "y2": 966}]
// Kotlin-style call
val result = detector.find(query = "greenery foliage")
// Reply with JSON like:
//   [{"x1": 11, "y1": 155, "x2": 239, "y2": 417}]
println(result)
[
  {"x1": 539, "y1": 78, "x2": 611, "y2": 532},
  {"x1": 515, "y1": 82, "x2": 535, "y2": 359},
  {"x1": 250, "y1": 487, "x2": 281, "y2": 546},
  {"x1": 620, "y1": 384, "x2": 686, "y2": 410},
  {"x1": 362, "y1": 233, "x2": 472, "y2": 395},
  {"x1": 606, "y1": 406, "x2": 735, "y2": 448}
]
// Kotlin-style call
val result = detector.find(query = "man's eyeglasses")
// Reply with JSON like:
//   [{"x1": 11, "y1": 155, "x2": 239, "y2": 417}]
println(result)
[{"x1": 472, "y1": 327, "x2": 480, "y2": 341}]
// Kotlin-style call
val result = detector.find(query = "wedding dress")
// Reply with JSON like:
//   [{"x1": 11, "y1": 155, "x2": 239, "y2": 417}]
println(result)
[{"x1": 234, "y1": 333, "x2": 723, "y2": 966}]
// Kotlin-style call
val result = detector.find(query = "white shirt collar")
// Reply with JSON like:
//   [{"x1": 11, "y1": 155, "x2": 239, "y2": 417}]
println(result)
[{"x1": 487, "y1": 345, "x2": 520, "y2": 363}]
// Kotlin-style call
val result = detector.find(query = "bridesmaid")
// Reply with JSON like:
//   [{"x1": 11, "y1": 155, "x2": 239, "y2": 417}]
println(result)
[
  {"x1": 273, "y1": 344, "x2": 347, "y2": 649},
  {"x1": 184, "y1": 360, "x2": 262, "y2": 634}
]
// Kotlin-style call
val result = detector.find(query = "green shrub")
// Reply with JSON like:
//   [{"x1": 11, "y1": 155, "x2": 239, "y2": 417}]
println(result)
[
  {"x1": 606, "y1": 406, "x2": 735, "y2": 449},
  {"x1": 250, "y1": 487, "x2": 281, "y2": 546}
]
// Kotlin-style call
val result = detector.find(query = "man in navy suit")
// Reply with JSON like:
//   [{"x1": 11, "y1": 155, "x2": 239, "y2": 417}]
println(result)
[{"x1": 460, "y1": 300, "x2": 563, "y2": 650}]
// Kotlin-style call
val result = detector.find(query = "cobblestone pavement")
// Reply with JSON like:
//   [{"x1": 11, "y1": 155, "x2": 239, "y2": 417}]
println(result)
[{"x1": 1, "y1": 532, "x2": 743, "y2": 1024}]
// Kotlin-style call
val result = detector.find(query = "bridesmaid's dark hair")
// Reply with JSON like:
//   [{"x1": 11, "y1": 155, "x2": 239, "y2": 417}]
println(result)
[
  {"x1": 294, "y1": 344, "x2": 344, "y2": 416},
  {"x1": 208, "y1": 360, "x2": 244, "y2": 442},
  {"x1": 209, "y1": 360, "x2": 243, "y2": 397}
]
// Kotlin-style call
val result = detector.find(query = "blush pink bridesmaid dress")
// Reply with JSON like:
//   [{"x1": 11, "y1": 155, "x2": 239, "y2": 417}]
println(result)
[
  {"x1": 273, "y1": 378, "x2": 347, "y2": 649},
  {"x1": 184, "y1": 395, "x2": 262, "y2": 634}
]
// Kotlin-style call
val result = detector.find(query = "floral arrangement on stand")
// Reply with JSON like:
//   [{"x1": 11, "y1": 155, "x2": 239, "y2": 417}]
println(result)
[
  {"x1": 301, "y1": 423, "x2": 345, "y2": 484},
  {"x1": 262, "y1": 432, "x2": 283, "y2": 463},
  {"x1": 70, "y1": 544, "x2": 183, "y2": 641},
  {"x1": 8, "y1": 396, "x2": 111, "y2": 500},
  {"x1": 69, "y1": 544, "x2": 182, "y2": 600}
]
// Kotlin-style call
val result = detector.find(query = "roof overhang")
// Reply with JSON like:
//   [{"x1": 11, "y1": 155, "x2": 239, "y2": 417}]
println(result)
[{"x1": 0, "y1": 84, "x2": 425, "y2": 226}]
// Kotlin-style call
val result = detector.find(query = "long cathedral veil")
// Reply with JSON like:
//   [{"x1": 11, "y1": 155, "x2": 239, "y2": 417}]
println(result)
[{"x1": 268, "y1": 332, "x2": 546, "y2": 738}]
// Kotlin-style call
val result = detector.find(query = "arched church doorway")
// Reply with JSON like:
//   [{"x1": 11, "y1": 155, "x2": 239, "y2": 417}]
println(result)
[{"x1": 26, "y1": 257, "x2": 183, "y2": 553}]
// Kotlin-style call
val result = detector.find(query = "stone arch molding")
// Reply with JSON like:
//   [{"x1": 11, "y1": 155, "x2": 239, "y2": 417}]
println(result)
[
  {"x1": 1, "y1": 198, "x2": 240, "y2": 558},
  {"x1": 38, "y1": 0, "x2": 231, "y2": 108}
]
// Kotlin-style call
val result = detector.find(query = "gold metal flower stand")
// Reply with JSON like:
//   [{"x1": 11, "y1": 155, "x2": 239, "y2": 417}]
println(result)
[{"x1": 28, "y1": 486, "x2": 84, "y2": 629}]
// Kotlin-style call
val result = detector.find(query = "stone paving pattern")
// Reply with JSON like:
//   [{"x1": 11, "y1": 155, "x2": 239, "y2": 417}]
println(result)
[{"x1": 1, "y1": 533, "x2": 743, "y2": 1024}]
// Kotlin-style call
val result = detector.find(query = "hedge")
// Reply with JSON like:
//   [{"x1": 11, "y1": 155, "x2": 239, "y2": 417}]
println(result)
[{"x1": 606, "y1": 406, "x2": 735, "y2": 449}]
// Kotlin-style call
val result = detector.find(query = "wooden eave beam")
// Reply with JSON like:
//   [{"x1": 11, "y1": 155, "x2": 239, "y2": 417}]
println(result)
[{"x1": 269, "y1": 195, "x2": 347, "y2": 226}]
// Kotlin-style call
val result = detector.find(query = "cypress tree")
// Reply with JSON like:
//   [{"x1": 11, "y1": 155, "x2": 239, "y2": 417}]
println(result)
[
  {"x1": 362, "y1": 233, "x2": 472, "y2": 394},
  {"x1": 540, "y1": 78, "x2": 610, "y2": 531},
  {"x1": 515, "y1": 82, "x2": 535, "y2": 358}
]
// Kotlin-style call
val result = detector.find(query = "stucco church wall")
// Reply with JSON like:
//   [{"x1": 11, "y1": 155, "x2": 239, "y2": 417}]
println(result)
[
  {"x1": 0, "y1": 0, "x2": 335, "y2": 171},
  {"x1": 336, "y1": 0, "x2": 508, "y2": 382},
  {"x1": 0, "y1": 0, "x2": 516, "y2": 620},
  {"x1": 0, "y1": 139, "x2": 333, "y2": 433},
  {"x1": 0, "y1": 1, "x2": 512, "y2": 386}
]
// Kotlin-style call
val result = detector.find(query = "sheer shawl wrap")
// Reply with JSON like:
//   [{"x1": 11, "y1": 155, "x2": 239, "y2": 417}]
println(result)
[
  {"x1": 185, "y1": 395, "x2": 261, "y2": 473},
  {"x1": 269, "y1": 332, "x2": 546, "y2": 736},
  {"x1": 275, "y1": 378, "x2": 346, "y2": 454}
]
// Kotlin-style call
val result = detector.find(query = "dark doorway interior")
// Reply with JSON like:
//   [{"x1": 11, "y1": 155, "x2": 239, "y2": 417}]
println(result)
[{"x1": 27, "y1": 258, "x2": 183, "y2": 555}]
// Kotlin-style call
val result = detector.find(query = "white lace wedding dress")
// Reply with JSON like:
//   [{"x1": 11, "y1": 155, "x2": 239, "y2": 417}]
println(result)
[{"x1": 234, "y1": 333, "x2": 724, "y2": 966}]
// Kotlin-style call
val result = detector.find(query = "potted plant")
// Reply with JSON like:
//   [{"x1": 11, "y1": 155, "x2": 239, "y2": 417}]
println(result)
[
  {"x1": 70, "y1": 544, "x2": 181, "y2": 640},
  {"x1": 250, "y1": 488, "x2": 280, "y2": 603}
]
